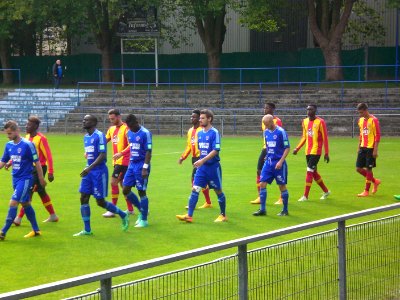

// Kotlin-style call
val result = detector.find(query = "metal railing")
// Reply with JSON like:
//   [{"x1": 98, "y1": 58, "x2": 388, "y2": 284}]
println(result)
[
  {"x1": 0, "y1": 203, "x2": 399, "y2": 300},
  {"x1": 99, "y1": 64, "x2": 400, "y2": 86}
]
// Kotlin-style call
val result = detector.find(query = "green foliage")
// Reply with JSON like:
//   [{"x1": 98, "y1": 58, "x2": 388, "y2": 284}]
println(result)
[
  {"x1": 343, "y1": 0, "x2": 386, "y2": 47},
  {"x1": 0, "y1": 0, "x2": 32, "y2": 39},
  {"x1": 388, "y1": 0, "x2": 400, "y2": 8},
  {"x1": 0, "y1": 134, "x2": 399, "y2": 298}
]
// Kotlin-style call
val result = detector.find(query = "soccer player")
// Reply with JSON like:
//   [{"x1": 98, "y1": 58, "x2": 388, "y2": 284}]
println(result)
[
  {"x1": 178, "y1": 109, "x2": 212, "y2": 209},
  {"x1": 0, "y1": 121, "x2": 45, "y2": 240},
  {"x1": 114, "y1": 114, "x2": 152, "y2": 228},
  {"x1": 176, "y1": 109, "x2": 227, "y2": 223},
  {"x1": 355, "y1": 103, "x2": 381, "y2": 197},
  {"x1": 253, "y1": 114, "x2": 290, "y2": 217},
  {"x1": 73, "y1": 115, "x2": 129, "y2": 236},
  {"x1": 13, "y1": 116, "x2": 58, "y2": 226},
  {"x1": 250, "y1": 103, "x2": 283, "y2": 205},
  {"x1": 293, "y1": 104, "x2": 330, "y2": 201},
  {"x1": 102, "y1": 109, "x2": 134, "y2": 217}
]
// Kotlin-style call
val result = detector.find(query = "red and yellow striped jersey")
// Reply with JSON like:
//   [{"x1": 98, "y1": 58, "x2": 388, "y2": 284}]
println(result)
[
  {"x1": 26, "y1": 132, "x2": 54, "y2": 174},
  {"x1": 295, "y1": 117, "x2": 329, "y2": 155},
  {"x1": 106, "y1": 123, "x2": 130, "y2": 166},
  {"x1": 262, "y1": 116, "x2": 282, "y2": 149},
  {"x1": 180, "y1": 126, "x2": 202, "y2": 160},
  {"x1": 358, "y1": 115, "x2": 380, "y2": 148}
]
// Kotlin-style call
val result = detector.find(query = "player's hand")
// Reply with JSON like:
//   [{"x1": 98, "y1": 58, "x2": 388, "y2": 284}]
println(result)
[
  {"x1": 193, "y1": 159, "x2": 204, "y2": 168},
  {"x1": 48, "y1": 173, "x2": 54, "y2": 182},
  {"x1": 324, "y1": 154, "x2": 330, "y2": 163},
  {"x1": 373, "y1": 149, "x2": 378, "y2": 158},
  {"x1": 178, "y1": 158, "x2": 183, "y2": 165},
  {"x1": 113, "y1": 152, "x2": 123, "y2": 160},
  {"x1": 80, "y1": 167, "x2": 90, "y2": 177},
  {"x1": 275, "y1": 161, "x2": 283, "y2": 170},
  {"x1": 142, "y1": 168, "x2": 149, "y2": 178},
  {"x1": 293, "y1": 149, "x2": 298, "y2": 155},
  {"x1": 4, "y1": 162, "x2": 12, "y2": 170}
]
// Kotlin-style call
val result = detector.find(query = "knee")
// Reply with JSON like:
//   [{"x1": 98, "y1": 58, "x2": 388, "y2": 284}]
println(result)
[
  {"x1": 259, "y1": 182, "x2": 267, "y2": 189},
  {"x1": 122, "y1": 187, "x2": 130, "y2": 196},
  {"x1": 138, "y1": 190, "x2": 146, "y2": 198},
  {"x1": 192, "y1": 186, "x2": 202, "y2": 193},
  {"x1": 96, "y1": 199, "x2": 106, "y2": 208},
  {"x1": 356, "y1": 167, "x2": 363, "y2": 174},
  {"x1": 80, "y1": 194, "x2": 89, "y2": 205}
]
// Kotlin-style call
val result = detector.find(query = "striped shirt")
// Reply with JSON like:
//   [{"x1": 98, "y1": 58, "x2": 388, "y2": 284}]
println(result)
[
  {"x1": 180, "y1": 126, "x2": 202, "y2": 160},
  {"x1": 106, "y1": 123, "x2": 130, "y2": 166},
  {"x1": 295, "y1": 117, "x2": 329, "y2": 156},
  {"x1": 358, "y1": 115, "x2": 380, "y2": 148},
  {"x1": 26, "y1": 132, "x2": 54, "y2": 174}
]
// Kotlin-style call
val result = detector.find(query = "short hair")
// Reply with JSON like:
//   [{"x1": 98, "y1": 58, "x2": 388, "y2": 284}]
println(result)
[
  {"x1": 265, "y1": 103, "x2": 276, "y2": 109},
  {"x1": 200, "y1": 109, "x2": 214, "y2": 122},
  {"x1": 85, "y1": 115, "x2": 98, "y2": 126},
  {"x1": 192, "y1": 109, "x2": 201, "y2": 116},
  {"x1": 28, "y1": 116, "x2": 41, "y2": 127},
  {"x1": 357, "y1": 103, "x2": 368, "y2": 110},
  {"x1": 308, "y1": 104, "x2": 317, "y2": 110},
  {"x1": 125, "y1": 114, "x2": 138, "y2": 126},
  {"x1": 108, "y1": 108, "x2": 121, "y2": 116},
  {"x1": 4, "y1": 120, "x2": 18, "y2": 131}
]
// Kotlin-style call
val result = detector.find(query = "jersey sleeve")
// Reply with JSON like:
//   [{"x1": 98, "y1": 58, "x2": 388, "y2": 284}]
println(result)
[
  {"x1": 1, "y1": 144, "x2": 10, "y2": 163},
  {"x1": 373, "y1": 117, "x2": 381, "y2": 143},
  {"x1": 320, "y1": 118, "x2": 329, "y2": 155},
  {"x1": 105, "y1": 128, "x2": 112, "y2": 142},
  {"x1": 212, "y1": 130, "x2": 221, "y2": 151},
  {"x1": 39, "y1": 135, "x2": 54, "y2": 174},
  {"x1": 281, "y1": 129, "x2": 290, "y2": 149},
  {"x1": 180, "y1": 129, "x2": 192, "y2": 160},
  {"x1": 295, "y1": 120, "x2": 306, "y2": 150},
  {"x1": 98, "y1": 133, "x2": 107, "y2": 153},
  {"x1": 28, "y1": 141, "x2": 39, "y2": 162},
  {"x1": 145, "y1": 130, "x2": 152, "y2": 151}
]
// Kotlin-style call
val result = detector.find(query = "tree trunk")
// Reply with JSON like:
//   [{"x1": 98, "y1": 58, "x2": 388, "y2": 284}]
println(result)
[
  {"x1": 100, "y1": 43, "x2": 114, "y2": 82},
  {"x1": 207, "y1": 51, "x2": 221, "y2": 83},
  {"x1": 0, "y1": 39, "x2": 13, "y2": 85},
  {"x1": 322, "y1": 46, "x2": 343, "y2": 81}
]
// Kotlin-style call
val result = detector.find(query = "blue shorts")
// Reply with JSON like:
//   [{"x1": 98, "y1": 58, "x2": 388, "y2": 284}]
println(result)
[
  {"x1": 79, "y1": 166, "x2": 108, "y2": 199},
  {"x1": 123, "y1": 162, "x2": 150, "y2": 191},
  {"x1": 12, "y1": 177, "x2": 33, "y2": 203},
  {"x1": 193, "y1": 162, "x2": 222, "y2": 190},
  {"x1": 260, "y1": 160, "x2": 288, "y2": 185}
]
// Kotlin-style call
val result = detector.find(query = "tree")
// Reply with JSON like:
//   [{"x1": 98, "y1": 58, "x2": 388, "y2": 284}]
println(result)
[
  {"x1": 0, "y1": 0, "x2": 32, "y2": 84},
  {"x1": 307, "y1": 0, "x2": 355, "y2": 81},
  {"x1": 160, "y1": 0, "x2": 228, "y2": 83}
]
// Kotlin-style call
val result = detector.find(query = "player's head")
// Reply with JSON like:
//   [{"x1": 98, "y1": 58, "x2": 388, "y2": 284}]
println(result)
[
  {"x1": 26, "y1": 116, "x2": 40, "y2": 134},
  {"x1": 125, "y1": 114, "x2": 140, "y2": 131},
  {"x1": 4, "y1": 120, "x2": 20, "y2": 141},
  {"x1": 264, "y1": 103, "x2": 276, "y2": 115},
  {"x1": 108, "y1": 108, "x2": 122, "y2": 126},
  {"x1": 199, "y1": 109, "x2": 214, "y2": 127},
  {"x1": 357, "y1": 102, "x2": 369, "y2": 118},
  {"x1": 191, "y1": 109, "x2": 201, "y2": 126},
  {"x1": 307, "y1": 104, "x2": 317, "y2": 118},
  {"x1": 82, "y1": 114, "x2": 98, "y2": 131},
  {"x1": 262, "y1": 114, "x2": 275, "y2": 130}
]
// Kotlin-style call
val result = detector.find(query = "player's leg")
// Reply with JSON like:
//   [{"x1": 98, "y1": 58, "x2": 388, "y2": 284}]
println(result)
[
  {"x1": 134, "y1": 167, "x2": 150, "y2": 228},
  {"x1": 74, "y1": 174, "x2": 93, "y2": 236},
  {"x1": 253, "y1": 162, "x2": 272, "y2": 216},
  {"x1": 176, "y1": 167, "x2": 206, "y2": 222},
  {"x1": 192, "y1": 157, "x2": 211, "y2": 208},
  {"x1": 275, "y1": 162, "x2": 289, "y2": 216},
  {"x1": 103, "y1": 167, "x2": 120, "y2": 217},
  {"x1": 211, "y1": 164, "x2": 227, "y2": 222},
  {"x1": 251, "y1": 149, "x2": 266, "y2": 204},
  {"x1": 0, "y1": 199, "x2": 19, "y2": 240},
  {"x1": 120, "y1": 173, "x2": 135, "y2": 214}
]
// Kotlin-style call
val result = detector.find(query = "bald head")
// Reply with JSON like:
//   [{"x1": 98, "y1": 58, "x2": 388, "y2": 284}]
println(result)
[{"x1": 262, "y1": 114, "x2": 275, "y2": 131}]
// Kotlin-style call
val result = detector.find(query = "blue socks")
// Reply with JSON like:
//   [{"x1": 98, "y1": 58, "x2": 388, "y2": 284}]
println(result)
[
  {"x1": 80, "y1": 204, "x2": 91, "y2": 232},
  {"x1": 260, "y1": 188, "x2": 267, "y2": 212},
  {"x1": 188, "y1": 191, "x2": 200, "y2": 216},
  {"x1": 127, "y1": 192, "x2": 141, "y2": 210},
  {"x1": 1, "y1": 206, "x2": 17, "y2": 235},
  {"x1": 105, "y1": 201, "x2": 126, "y2": 218},
  {"x1": 24, "y1": 205, "x2": 40, "y2": 232},
  {"x1": 140, "y1": 196, "x2": 149, "y2": 221},
  {"x1": 217, "y1": 193, "x2": 226, "y2": 216},
  {"x1": 281, "y1": 190, "x2": 289, "y2": 212}
]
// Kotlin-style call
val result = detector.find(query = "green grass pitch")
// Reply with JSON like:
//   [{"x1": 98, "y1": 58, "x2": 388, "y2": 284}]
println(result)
[{"x1": 0, "y1": 134, "x2": 399, "y2": 298}]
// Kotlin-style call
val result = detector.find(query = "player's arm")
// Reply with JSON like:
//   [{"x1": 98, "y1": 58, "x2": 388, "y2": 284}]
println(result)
[
  {"x1": 276, "y1": 147, "x2": 290, "y2": 170},
  {"x1": 321, "y1": 119, "x2": 330, "y2": 163},
  {"x1": 293, "y1": 121, "x2": 306, "y2": 155},
  {"x1": 35, "y1": 162, "x2": 47, "y2": 187},
  {"x1": 194, "y1": 149, "x2": 219, "y2": 168},
  {"x1": 113, "y1": 144, "x2": 130, "y2": 160},
  {"x1": 0, "y1": 161, "x2": 6, "y2": 169},
  {"x1": 80, "y1": 152, "x2": 106, "y2": 177},
  {"x1": 40, "y1": 136, "x2": 55, "y2": 181},
  {"x1": 0, "y1": 148, "x2": 10, "y2": 170},
  {"x1": 372, "y1": 117, "x2": 381, "y2": 158},
  {"x1": 179, "y1": 129, "x2": 192, "y2": 164},
  {"x1": 142, "y1": 133, "x2": 153, "y2": 178}
]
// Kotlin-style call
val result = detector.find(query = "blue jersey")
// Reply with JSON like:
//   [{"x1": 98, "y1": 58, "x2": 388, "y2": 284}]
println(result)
[
  {"x1": 264, "y1": 126, "x2": 290, "y2": 162},
  {"x1": 198, "y1": 127, "x2": 221, "y2": 165},
  {"x1": 1, "y1": 138, "x2": 39, "y2": 179},
  {"x1": 127, "y1": 126, "x2": 152, "y2": 163},
  {"x1": 84, "y1": 129, "x2": 107, "y2": 169}
]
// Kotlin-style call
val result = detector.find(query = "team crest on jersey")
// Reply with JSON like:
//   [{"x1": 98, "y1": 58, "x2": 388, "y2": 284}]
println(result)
[
  {"x1": 363, "y1": 127, "x2": 369, "y2": 135},
  {"x1": 112, "y1": 135, "x2": 119, "y2": 143},
  {"x1": 273, "y1": 135, "x2": 277, "y2": 139},
  {"x1": 307, "y1": 129, "x2": 313, "y2": 137},
  {"x1": 206, "y1": 136, "x2": 209, "y2": 140},
  {"x1": 136, "y1": 136, "x2": 140, "y2": 141},
  {"x1": 17, "y1": 148, "x2": 22, "y2": 153}
]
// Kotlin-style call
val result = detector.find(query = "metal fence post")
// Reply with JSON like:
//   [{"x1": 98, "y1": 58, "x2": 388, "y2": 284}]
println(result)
[
  {"x1": 238, "y1": 244, "x2": 248, "y2": 300},
  {"x1": 338, "y1": 220, "x2": 347, "y2": 300},
  {"x1": 100, "y1": 278, "x2": 112, "y2": 300}
]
